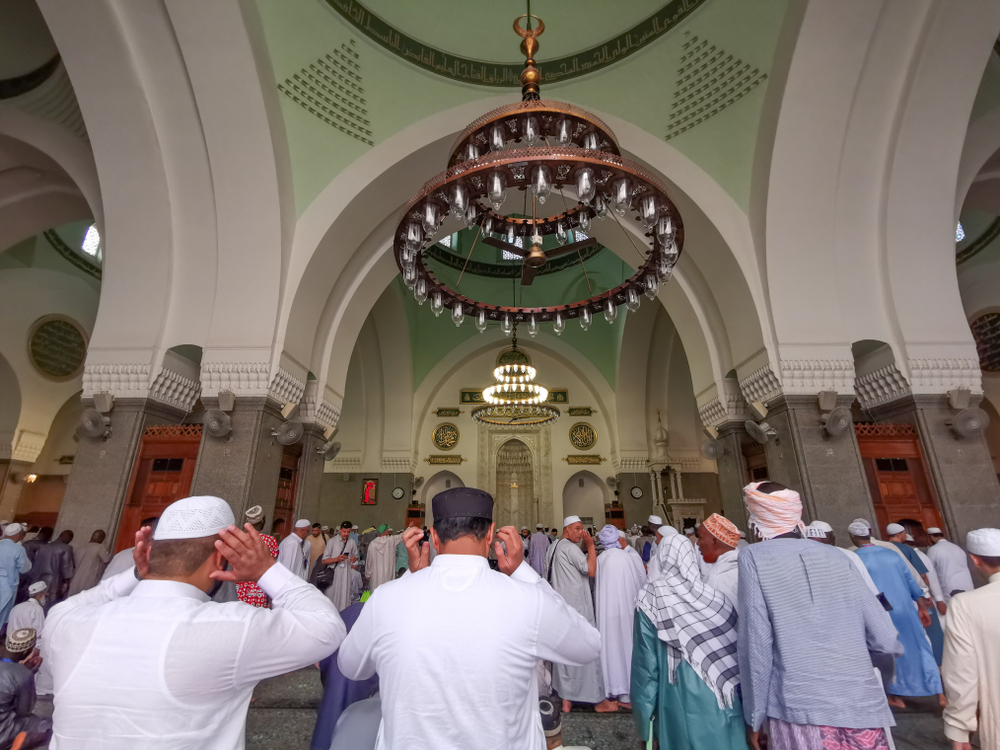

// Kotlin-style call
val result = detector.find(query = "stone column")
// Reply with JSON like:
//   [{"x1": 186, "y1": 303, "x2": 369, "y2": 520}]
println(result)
[
  {"x1": 872, "y1": 394, "x2": 1000, "y2": 540},
  {"x1": 714, "y1": 422, "x2": 750, "y2": 530},
  {"x1": 56, "y1": 399, "x2": 186, "y2": 537},
  {"x1": 189, "y1": 397, "x2": 286, "y2": 523},
  {"x1": 762, "y1": 395, "x2": 876, "y2": 535},
  {"x1": 294, "y1": 425, "x2": 327, "y2": 524}
]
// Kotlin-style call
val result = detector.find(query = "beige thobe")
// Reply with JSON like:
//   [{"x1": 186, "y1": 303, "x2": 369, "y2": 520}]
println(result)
[
  {"x1": 365, "y1": 534, "x2": 402, "y2": 592},
  {"x1": 68, "y1": 543, "x2": 112, "y2": 596},
  {"x1": 942, "y1": 572, "x2": 1000, "y2": 749}
]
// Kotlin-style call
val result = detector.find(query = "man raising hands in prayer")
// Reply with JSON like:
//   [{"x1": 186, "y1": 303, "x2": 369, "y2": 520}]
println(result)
[{"x1": 43, "y1": 495, "x2": 346, "y2": 749}]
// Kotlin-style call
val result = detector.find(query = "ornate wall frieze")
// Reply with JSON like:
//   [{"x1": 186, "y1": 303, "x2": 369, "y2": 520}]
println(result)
[
  {"x1": 12, "y1": 430, "x2": 45, "y2": 463},
  {"x1": 698, "y1": 397, "x2": 725, "y2": 429},
  {"x1": 82, "y1": 363, "x2": 152, "y2": 399},
  {"x1": 617, "y1": 456, "x2": 649, "y2": 471},
  {"x1": 907, "y1": 358, "x2": 982, "y2": 394},
  {"x1": 779, "y1": 359, "x2": 855, "y2": 395},
  {"x1": 149, "y1": 367, "x2": 201, "y2": 413},
  {"x1": 301, "y1": 391, "x2": 341, "y2": 431},
  {"x1": 739, "y1": 365, "x2": 782, "y2": 405},
  {"x1": 200, "y1": 363, "x2": 305, "y2": 405},
  {"x1": 854, "y1": 363, "x2": 911, "y2": 410},
  {"x1": 382, "y1": 457, "x2": 413, "y2": 472},
  {"x1": 330, "y1": 456, "x2": 363, "y2": 471}
]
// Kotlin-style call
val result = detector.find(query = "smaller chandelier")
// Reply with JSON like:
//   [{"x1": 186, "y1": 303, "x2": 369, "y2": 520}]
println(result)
[{"x1": 473, "y1": 334, "x2": 559, "y2": 426}]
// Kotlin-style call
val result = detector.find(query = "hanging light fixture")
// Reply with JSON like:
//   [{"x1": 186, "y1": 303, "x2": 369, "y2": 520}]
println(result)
[
  {"x1": 472, "y1": 331, "x2": 560, "y2": 426},
  {"x1": 393, "y1": 14, "x2": 684, "y2": 335}
]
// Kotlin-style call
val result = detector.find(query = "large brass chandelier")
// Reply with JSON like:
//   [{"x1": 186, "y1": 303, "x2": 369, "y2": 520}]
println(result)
[
  {"x1": 472, "y1": 333, "x2": 560, "y2": 426},
  {"x1": 394, "y1": 14, "x2": 684, "y2": 335}
]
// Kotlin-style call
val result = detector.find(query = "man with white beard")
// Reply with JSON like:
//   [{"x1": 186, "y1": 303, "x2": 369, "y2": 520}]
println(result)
[{"x1": 594, "y1": 525, "x2": 646, "y2": 708}]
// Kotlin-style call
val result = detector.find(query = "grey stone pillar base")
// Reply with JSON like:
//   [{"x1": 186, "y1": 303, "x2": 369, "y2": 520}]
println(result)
[
  {"x1": 189, "y1": 397, "x2": 286, "y2": 525},
  {"x1": 56, "y1": 398, "x2": 187, "y2": 540},
  {"x1": 715, "y1": 422, "x2": 750, "y2": 531},
  {"x1": 294, "y1": 425, "x2": 328, "y2": 524},
  {"x1": 762, "y1": 395, "x2": 876, "y2": 538},
  {"x1": 871, "y1": 394, "x2": 1000, "y2": 540}
]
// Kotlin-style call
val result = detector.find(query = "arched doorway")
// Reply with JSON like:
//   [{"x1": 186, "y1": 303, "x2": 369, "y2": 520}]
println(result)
[
  {"x1": 421, "y1": 470, "x2": 465, "y2": 526},
  {"x1": 561, "y1": 471, "x2": 609, "y2": 529},
  {"x1": 495, "y1": 439, "x2": 534, "y2": 530}
]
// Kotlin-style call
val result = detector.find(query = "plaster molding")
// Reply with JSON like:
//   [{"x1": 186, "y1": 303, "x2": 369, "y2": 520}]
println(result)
[
  {"x1": 269, "y1": 367, "x2": 306, "y2": 406},
  {"x1": 381, "y1": 457, "x2": 413, "y2": 472},
  {"x1": 618, "y1": 456, "x2": 650, "y2": 471},
  {"x1": 907, "y1": 358, "x2": 982, "y2": 395},
  {"x1": 300, "y1": 381, "x2": 341, "y2": 431},
  {"x1": 329, "y1": 457, "x2": 363, "y2": 471},
  {"x1": 739, "y1": 365, "x2": 782, "y2": 405},
  {"x1": 148, "y1": 366, "x2": 201, "y2": 413},
  {"x1": 855, "y1": 363, "x2": 911, "y2": 410},
  {"x1": 12, "y1": 430, "x2": 45, "y2": 463},
  {"x1": 698, "y1": 379, "x2": 749, "y2": 429},
  {"x1": 779, "y1": 359, "x2": 855, "y2": 395},
  {"x1": 698, "y1": 397, "x2": 726, "y2": 429},
  {"x1": 200, "y1": 363, "x2": 305, "y2": 405},
  {"x1": 82, "y1": 363, "x2": 152, "y2": 399}
]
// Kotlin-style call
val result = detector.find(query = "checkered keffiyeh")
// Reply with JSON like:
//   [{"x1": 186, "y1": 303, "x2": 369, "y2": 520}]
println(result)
[{"x1": 636, "y1": 534, "x2": 740, "y2": 708}]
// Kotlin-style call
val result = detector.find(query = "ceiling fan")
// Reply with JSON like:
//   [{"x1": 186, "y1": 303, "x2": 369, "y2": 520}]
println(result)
[{"x1": 482, "y1": 232, "x2": 597, "y2": 285}]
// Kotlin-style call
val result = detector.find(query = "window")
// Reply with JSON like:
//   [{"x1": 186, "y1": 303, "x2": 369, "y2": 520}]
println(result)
[
  {"x1": 502, "y1": 235, "x2": 523, "y2": 261},
  {"x1": 956, "y1": 222, "x2": 965, "y2": 243},
  {"x1": 572, "y1": 230, "x2": 589, "y2": 242},
  {"x1": 82, "y1": 224, "x2": 101, "y2": 256},
  {"x1": 440, "y1": 234, "x2": 453, "y2": 248}
]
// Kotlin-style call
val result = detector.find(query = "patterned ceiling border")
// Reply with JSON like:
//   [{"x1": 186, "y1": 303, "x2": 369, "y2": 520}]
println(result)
[
  {"x1": 324, "y1": 0, "x2": 706, "y2": 87},
  {"x1": 43, "y1": 230, "x2": 102, "y2": 280},
  {"x1": 424, "y1": 239, "x2": 604, "y2": 278}
]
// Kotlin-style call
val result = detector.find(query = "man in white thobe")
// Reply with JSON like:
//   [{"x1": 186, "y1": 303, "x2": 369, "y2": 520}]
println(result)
[
  {"x1": 594, "y1": 525, "x2": 646, "y2": 707},
  {"x1": 43, "y1": 495, "x2": 346, "y2": 749},
  {"x1": 322, "y1": 521, "x2": 360, "y2": 611},
  {"x1": 67, "y1": 530, "x2": 111, "y2": 596},
  {"x1": 927, "y1": 527, "x2": 975, "y2": 601},
  {"x1": 339, "y1": 488, "x2": 601, "y2": 750},
  {"x1": 277, "y1": 518, "x2": 312, "y2": 580},
  {"x1": 942, "y1": 528, "x2": 1000, "y2": 750},
  {"x1": 545, "y1": 515, "x2": 617, "y2": 713},
  {"x1": 528, "y1": 523, "x2": 550, "y2": 576},
  {"x1": 8, "y1": 581, "x2": 46, "y2": 644},
  {"x1": 696, "y1": 513, "x2": 740, "y2": 607},
  {"x1": 365, "y1": 525, "x2": 402, "y2": 592},
  {"x1": 645, "y1": 525, "x2": 676, "y2": 583}
]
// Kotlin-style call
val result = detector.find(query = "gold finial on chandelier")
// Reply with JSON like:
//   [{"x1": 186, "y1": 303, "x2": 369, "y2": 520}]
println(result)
[{"x1": 513, "y1": 12, "x2": 544, "y2": 101}]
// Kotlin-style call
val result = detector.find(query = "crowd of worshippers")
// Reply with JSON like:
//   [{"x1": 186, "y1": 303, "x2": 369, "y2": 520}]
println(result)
[{"x1": 0, "y1": 484, "x2": 994, "y2": 750}]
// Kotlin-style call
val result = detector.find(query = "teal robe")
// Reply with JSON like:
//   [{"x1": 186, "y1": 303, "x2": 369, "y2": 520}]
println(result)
[{"x1": 631, "y1": 611, "x2": 749, "y2": 750}]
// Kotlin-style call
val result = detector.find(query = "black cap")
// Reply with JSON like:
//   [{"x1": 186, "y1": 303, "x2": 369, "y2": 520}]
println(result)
[{"x1": 432, "y1": 487, "x2": 494, "y2": 521}]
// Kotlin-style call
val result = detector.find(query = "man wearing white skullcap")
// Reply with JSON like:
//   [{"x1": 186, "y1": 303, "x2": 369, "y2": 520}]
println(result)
[
  {"x1": 276, "y1": 518, "x2": 312, "y2": 580},
  {"x1": 43, "y1": 496, "x2": 346, "y2": 749},
  {"x1": 0, "y1": 523, "x2": 29, "y2": 629},
  {"x1": 848, "y1": 519, "x2": 929, "y2": 598},
  {"x1": 942, "y1": 528, "x2": 1000, "y2": 750},
  {"x1": 926, "y1": 526, "x2": 975, "y2": 602},
  {"x1": 545, "y1": 515, "x2": 617, "y2": 713},
  {"x1": 645, "y1": 525, "x2": 676, "y2": 584},
  {"x1": 528, "y1": 523, "x2": 550, "y2": 576},
  {"x1": 594, "y1": 524, "x2": 646, "y2": 708},
  {"x1": 8, "y1": 581, "x2": 47, "y2": 654}
]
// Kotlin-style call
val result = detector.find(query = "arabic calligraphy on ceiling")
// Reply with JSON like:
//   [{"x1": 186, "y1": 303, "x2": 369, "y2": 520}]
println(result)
[{"x1": 325, "y1": 0, "x2": 707, "y2": 87}]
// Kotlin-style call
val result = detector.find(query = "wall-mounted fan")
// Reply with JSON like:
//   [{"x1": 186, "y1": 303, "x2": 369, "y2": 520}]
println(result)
[
  {"x1": 745, "y1": 420, "x2": 777, "y2": 445},
  {"x1": 413, "y1": 476, "x2": 425, "y2": 489},
  {"x1": 204, "y1": 409, "x2": 232, "y2": 438},
  {"x1": 77, "y1": 408, "x2": 111, "y2": 440},
  {"x1": 822, "y1": 406, "x2": 852, "y2": 438},
  {"x1": 271, "y1": 420, "x2": 304, "y2": 446},
  {"x1": 605, "y1": 476, "x2": 618, "y2": 490},
  {"x1": 948, "y1": 407, "x2": 989, "y2": 439},
  {"x1": 318, "y1": 439, "x2": 341, "y2": 461},
  {"x1": 699, "y1": 438, "x2": 725, "y2": 460}
]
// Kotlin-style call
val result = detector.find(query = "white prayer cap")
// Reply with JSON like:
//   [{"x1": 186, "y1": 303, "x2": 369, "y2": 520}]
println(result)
[
  {"x1": 536, "y1": 523, "x2": 544, "y2": 529},
  {"x1": 966, "y1": 528, "x2": 1000, "y2": 556},
  {"x1": 2, "y1": 523, "x2": 23, "y2": 537},
  {"x1": 905, "y1": 533, "x2": 914, "y2": 542},
  {"x1": 659, "y1": 525, "x2": 678, "y2": 538},
  {"x1": 618, "y1": 530, "x2": 626, "y2": 538},
  {"x1": 521, "y1": 526, "x2": 528, "y2": 531},
  {"x1": 885, "y1": 522, "x2": 905, "y2": 535},
  {"x1": 805, "y1": 526, "x2": 827, "y2": 539},
  {"x1": 848, "y1": 518, "x2": 871, "y2": 536},
  {"x1": 648, "y1": 515, "x2": 662, "y2": 526},
  {"x1": 28, "y1": 581, "x2": 46, "y2": 596},
  {"x1": 152, "y1": 496, "x2": 236, "y2": 541},
  {"x1": 927, "y1": 527, "x2": 942, "y2": 536},
  {"x1": 245, "y1": 505, "x2": 264, "y2": 523},
  {"x1": 294, "y1": 519, "x2": 311, "y2": 529},
  {"x1": 684, "y1": 527, "x2": 695, "y2": 536},
  {"x1": 809, "y1": 521, "x2": 833, "y2": 534},
  {"x1": 563, "y1": 515, "x2": 582, "y2": 528},
  {"x1": 352, "y1": 525, "x2": 358, "y2": 530}
]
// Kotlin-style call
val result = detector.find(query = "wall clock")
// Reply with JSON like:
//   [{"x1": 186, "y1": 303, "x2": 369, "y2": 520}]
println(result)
[
  {"x1": 391, "y1": 487, "x2": 405, "y2": 500},
  {"x1": 630, "y1": 486, "x2": 643, "y2": 499}
]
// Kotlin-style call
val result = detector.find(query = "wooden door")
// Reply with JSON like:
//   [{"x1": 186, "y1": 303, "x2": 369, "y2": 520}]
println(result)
[
  {"x1": 273, "y1": 448, "x2": 301, "y2": 537},
  {"x1": 855, "y1": 423, "x2": 943, "y2": 536},
  {"x1": 743, "y1": 442, "x2": 769, "y2": 484},
  {"x1": 115, "y1": 425, "x2": 203, "y2": 553}
]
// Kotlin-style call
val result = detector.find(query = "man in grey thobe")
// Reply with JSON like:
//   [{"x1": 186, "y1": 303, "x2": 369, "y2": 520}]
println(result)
[
  {"x1": 529, "y1": 523, "x2": 550, "y2": 576},
  {"x1": 67, "y1": 531, "x2": 111, "y2": 596},
  {"x1": 545, "y1": 515, "x2": 617, "y2": 713},
  {"x1": 323, "y1": 522, "x2": 359, "y2": 611},
  {"x1": 27, "y1": 531, "x2": 75, "y2": 610}
]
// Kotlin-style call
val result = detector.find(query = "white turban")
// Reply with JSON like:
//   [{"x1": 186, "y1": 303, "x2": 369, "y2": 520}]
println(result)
[
  {"x1": 563, "y1": 515, "x2": 581, "y2": 528},
  {"x1": 848, "y1": 518, "x2": 872, "y2": 536},
  {"x1": 618, "y1": 530, "x2": 626, "y2": 539},
  {"x1": 648, "y1": 515, "x2": 663, "y2": 527},
  {"x1": 967, "y1": 528, "x2": 1000, "y2": 557},
  {"x1": 659, "y1": 525, "x2": 677, "y2": 539},
  {"x1": 598, "y1": 525, "x2": 620, "y2": 548},
  {"x1": 153, "y1": 497, "x2": 235, "y2": 541}
]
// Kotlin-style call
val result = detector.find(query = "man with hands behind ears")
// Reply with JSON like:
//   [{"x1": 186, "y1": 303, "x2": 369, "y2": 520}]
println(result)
[
  {"x1": 42, "y1": 495, "x2": 346, "y2": 750},
  {"x1": 338, "y1": 487, "x2": 602, "y2": 750}
]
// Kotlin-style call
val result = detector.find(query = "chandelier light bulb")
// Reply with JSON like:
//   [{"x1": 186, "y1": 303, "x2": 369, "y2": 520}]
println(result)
[
  {"x1": 414, "y1": 277, "x2": 428, "y2": 304},
  {"x1": 403, "y1": 265, "x2": 417, "y2": 289},
  {"x1": 639, "y1": 194, "x2": 658, "y2": 229},
  {"x1": 556, "y1": 220, "x2": 568, "y2": 246},
  {"x1": 530, "y1": 165, "x2": 552, "y2": 204},
  {"x1": 449, "y1": 183, "x2": 469, "y2": 214},
  {"x1": 501, "y1": 313, "x2": 513, "y2": 337},
  {"x1": 553, "y1": 311, "x2": 565, "y2": 335},
  {"x1": 555, "y1": 118, "x2": 572, "y2": 146},
  {"x1": 523, "y1": 115, "x2": 540, "y2": 146},
  {"x1": 611, "y1": 177, "x2": 630, "y2": 216},
  {"x1": 655, "y1": 215, "x2": 673, "y2": 246},
  {"x1": 463, "y1": 142, "x2": 480, "y2": 162},
  {"x1": 594, "y1": 194, "x2": 609, "y2": 221},
  {"x1": 463, "y1": 202, "x2": 479, "y2": 229},
  {"x1": 487, "y1": 171, "x2": 507, "y2": 210},
  {"x1": 421, "y1": 203, "x2": 440, "y2": 235},
  {"x1": 452, "y1": 303, "x2": 464, "y2": 327},
  {"x1": 401, "y1": 244, "x2": 416, "y2": 265},
  {"x1": 527, "y1": 314, "x2": 539, "y2": 337},
  {"x1": 476, "y1": 309, "x2": 488, "y2": 333},
  {"x1": 481, "y1": 215, "x2": 494, "y2": 237},
  {"x1": 578, "y1": 210, "x2": 591, "y2": 232},
  {"x1": 505, "y1": 223, "x2": 517, "y2": 246},
  {"x1": 489, "y1": 122, "x2": 506, "y2": 152},
  {"x1": 663, "y1": 239, "x2": 679, "y2": 263},
  {"x1": 431, "y1": 291, "x2": 444, "y2": 316},
  {"x1": 575, "y1": 166, "x2": 595, "y2": 206},
  {"x1": 644, "y1": 274, "x2": 659, "y2": 300},
  {"x1": 580, "y1": 307, "x2": 592, "y2": 331},
  {"x1": 626, "y1": 287, "x2": 640, "y2": 313},
  {"x1": 404, "y1": 221, "x2": 423, "y2": 252},
  {"x1": 604, "y1": 299, "x2": 618, "y2": 324},
  {"x1": 582, "y1": 132, "x2": 599, "y2": 151}
]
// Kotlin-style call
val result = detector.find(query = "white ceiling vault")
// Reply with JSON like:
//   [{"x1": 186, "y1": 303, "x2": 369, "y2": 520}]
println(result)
[{"x1": 0, "y1": 0, "x2": 997, "y2": 477}]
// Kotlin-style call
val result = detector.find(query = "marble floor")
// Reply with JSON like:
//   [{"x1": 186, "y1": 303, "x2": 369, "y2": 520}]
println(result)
[{"x1": 243, "y1": 668, "x2": 970, "y2": 750}]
